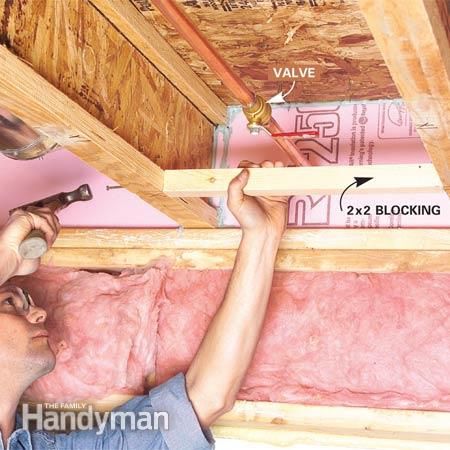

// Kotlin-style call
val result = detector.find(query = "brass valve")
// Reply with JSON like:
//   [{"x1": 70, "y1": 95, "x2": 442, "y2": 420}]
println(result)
[{"x1": 243, "y1": 95, "x2": 272, "y2": 135}]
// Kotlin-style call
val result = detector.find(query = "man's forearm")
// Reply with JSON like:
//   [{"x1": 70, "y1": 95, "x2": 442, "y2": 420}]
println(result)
[{"x1": 186, "y1": 229, "x2": 280, "y2": 426}]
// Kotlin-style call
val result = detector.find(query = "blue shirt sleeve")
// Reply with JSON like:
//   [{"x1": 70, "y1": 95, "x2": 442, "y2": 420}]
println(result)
[{"x1": 51, "y1": 373, "x2": 215, "y2": 450}]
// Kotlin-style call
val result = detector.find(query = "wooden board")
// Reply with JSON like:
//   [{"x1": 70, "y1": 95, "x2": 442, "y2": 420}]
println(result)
[
  {"x1": 43, "y1": 228, "x2": 450, "y2": 272},
  {"x1": 0, "y1": 0, "x2": 214, "y2": 169},
  {"x1": 359, "y1": 0, "x2": 450, "y2": 196},
  {"x1": 213, "y1": 400, "x2": 450, "y2": 449},
  {"x1": 0, "y1": 47, "x2": 217, "y2": 228},
  {"x1": 131, "y1": 0, "x2": 399, "y2": 104},
  {"x1": 53, "y1": 228, "x2": 450, "y2": 251},
  {"x1": 43, "y1": 249, "x2": 450, "y2": 272},
  {"x1": 163, "y1": 164, "x2": 443, "y2": 197}
]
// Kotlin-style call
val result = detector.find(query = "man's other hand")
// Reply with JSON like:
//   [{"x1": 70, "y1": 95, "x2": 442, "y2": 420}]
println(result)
[
  {"x1": 0, "y1": 207, "x2": 60, "y2": 277},
  {"x1": 227, "y1": 160, "x2": 289, "y2": 239}
]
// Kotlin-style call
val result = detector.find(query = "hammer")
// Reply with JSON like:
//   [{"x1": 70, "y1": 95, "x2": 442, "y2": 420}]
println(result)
[{"x1": 9, "y1": 184, "x2": 93, "y2": 259}]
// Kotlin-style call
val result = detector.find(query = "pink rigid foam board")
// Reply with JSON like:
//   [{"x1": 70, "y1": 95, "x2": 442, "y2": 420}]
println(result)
[{"x1": 0, "y1": 149, "x2": 176, "y2": 228}]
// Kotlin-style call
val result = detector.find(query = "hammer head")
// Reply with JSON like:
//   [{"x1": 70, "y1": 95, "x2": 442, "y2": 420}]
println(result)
[
  {"x1": 65, "y1": 184, "x2": 93, "y2": 204},
  {"x1": 8, "y1": 184, "x2": 94, "y2": 261},
  {"x1": 10, "y1": 184, "x2": 94, "y2": 215}
]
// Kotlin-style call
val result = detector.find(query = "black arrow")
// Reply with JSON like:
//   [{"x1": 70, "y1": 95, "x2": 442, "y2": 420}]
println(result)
[{"x1": 339, "y1": 177, "x2": 373, "y2": 212}]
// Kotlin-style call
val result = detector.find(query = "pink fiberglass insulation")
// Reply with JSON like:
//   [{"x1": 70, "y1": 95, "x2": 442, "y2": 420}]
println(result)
[
  {"x1": 156, "y1": 269, "x2": 230, "y2": 380},
  {"x1": 158, "y1": 270, "x2": 450, "y2": 411},
  {"x1": 15, "y1": 266, "x2": 450, "y2": 412},
  {"x1": 14, "y1": 266, "x2": 165, "y2": 402}
]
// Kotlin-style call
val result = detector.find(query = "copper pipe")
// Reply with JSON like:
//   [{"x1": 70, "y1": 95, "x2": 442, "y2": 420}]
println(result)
[
  {"x1": 151, "y1": 0, "x2": 254, "y2": 105},
  {"x1": 265, "y1": 119, "x2": 311, "y2": 166},
  {"x1": 152, "y1": 0, "x2": 311, "y2": 167}
]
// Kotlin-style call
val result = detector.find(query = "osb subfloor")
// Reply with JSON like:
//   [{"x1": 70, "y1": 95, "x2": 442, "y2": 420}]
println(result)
[{"x1": 132, "y1": 0, "x2": 399, "y2": 104}]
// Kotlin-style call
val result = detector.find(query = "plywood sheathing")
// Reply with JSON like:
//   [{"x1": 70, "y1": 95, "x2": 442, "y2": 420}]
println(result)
[
  {"x1": 88, "y1": 0, "x2": 227, "y2": 124},
  {"x1": 0, "y1": 0, "x2": 213, "y2": 170},
  {"x1": 131, "y1": 0, "x2": 399, "y2": 104}
]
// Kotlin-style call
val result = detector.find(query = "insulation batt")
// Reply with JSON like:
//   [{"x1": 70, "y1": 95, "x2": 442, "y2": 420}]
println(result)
[
  {"x1": 15, "y1": 267, "x2": 450, "y2": 411},
  {"x1": 15, "y1": 266, "x2": 164, "y2": 402}
]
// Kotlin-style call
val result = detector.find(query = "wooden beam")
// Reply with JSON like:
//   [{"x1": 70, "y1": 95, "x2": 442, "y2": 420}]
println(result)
[
  {"x1": 163, "y1": 164, "x2": 442, "y2": 197},
  {"x1": 43, "y1": 249, "x2": 449, "y2": 272},
  {"x1": 88, "y1": 0, "x2": 227, "y2": 124},
  {"x1": 43, "y1": 229, "x2": 449, "y2": 273},
  {"x1": 53, "y1": 228, "x2": 450, "y2": 251},
  {"x1": 0, "y1": 46, "x2": 217, "y2": 228},
  {"x1": 213, "y1": 400, "x2": 450, "y2": 449},
  {"x1": 359, "y1": 0, "x2": 450, "y2": 195}
]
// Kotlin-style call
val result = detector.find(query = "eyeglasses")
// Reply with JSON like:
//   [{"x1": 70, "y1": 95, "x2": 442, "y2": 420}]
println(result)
[{"x1": 0, "y1": 285, "x2": 33, "y2": 316}]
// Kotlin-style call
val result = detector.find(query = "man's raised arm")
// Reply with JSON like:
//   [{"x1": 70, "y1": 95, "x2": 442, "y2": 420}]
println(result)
[{"x1": 186, "y1": 161, "x2": 288, "y2": 428}]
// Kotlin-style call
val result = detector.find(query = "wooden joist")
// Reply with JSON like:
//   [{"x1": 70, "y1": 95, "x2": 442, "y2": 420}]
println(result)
[
  {"x1": 163, "y1": 164, "x2": 442, "y2": 197},
  {"x1": 53, "y1": 228, "x2": 450, "y2": 251},
  {"x1": 42, "y1": 228, "x2": 450, "y2": 273},
  {"x1": 0, "y1": 46, "x2": 217, "y2": 228},
  {"x1": 42, "y1": 248, "x2": 449, "y2": 273},
  {"x1": 88, "y1": 0, "x2": 227, "y2": 124},
  {"x1": 214, "y1": 400, "x2": 450, "y2": 449},
  {"x1": 359, "y1": 0, "x2": 450, "y2": 196}
]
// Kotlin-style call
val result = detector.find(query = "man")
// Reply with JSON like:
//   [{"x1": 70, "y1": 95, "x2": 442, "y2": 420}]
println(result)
[{"x1": 0, "y1": 162, "x2": 288, "y2": 449}]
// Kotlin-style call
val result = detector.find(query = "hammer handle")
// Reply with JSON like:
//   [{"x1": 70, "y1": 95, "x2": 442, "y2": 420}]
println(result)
[
  {"x1": 12, "y1": 184, "x2": 93, "y2": 260},
  {"x1": 19, "y1": 229, "x2": 48, "y2": 260},
  {"x1": 17, "y1": 197, "x2": 61, "y2": 260}
]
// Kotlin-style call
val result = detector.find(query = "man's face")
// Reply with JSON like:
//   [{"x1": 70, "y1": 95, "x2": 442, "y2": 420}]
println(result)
[{"x1": 0, "y1": 285, "x2": 55, "y2": 383}]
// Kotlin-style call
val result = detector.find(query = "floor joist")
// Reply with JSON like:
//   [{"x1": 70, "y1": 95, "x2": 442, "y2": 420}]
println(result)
[
  {"x1": 163, "y1": 164, "x2": 442, "y2": 197},
  {"x1": 53, "y1": 228, "x2": 450, "y2": 251},
  {"x1": 359, "y1": 0, "x2": 450, "y2": 196},
  {"x1": 0, "y1": 46, "x2": 217, "y2": 228},
  {"x1": 42, "y1": 228, "x2": 450, "y2": 273},
  {"x1": 213, "y1": 400, "x2": 450, "y2": 449},
  {"x1": 42, "y1": 248, "x2": 449, "y2": 273}
]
